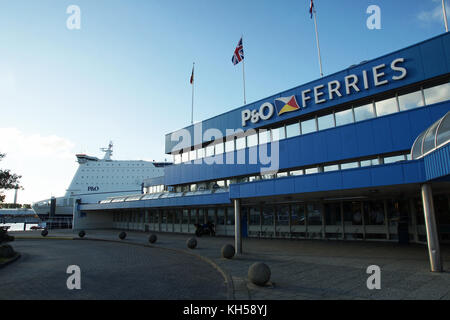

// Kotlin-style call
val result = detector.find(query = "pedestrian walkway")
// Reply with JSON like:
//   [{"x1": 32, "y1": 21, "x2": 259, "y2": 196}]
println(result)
[{"x1": 12, "y1": 229, "x2": 450, "y2": 300}]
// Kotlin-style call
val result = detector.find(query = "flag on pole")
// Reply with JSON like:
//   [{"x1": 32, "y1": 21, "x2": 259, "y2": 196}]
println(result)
[
  {"x1": 232, "y1": 37, "x2": 244, "y2": 65},
  {"x1": 190, "y1": 64, "x2": 194, "y2": 84},
  {"x1": 309, "y1": 0, "x2": 314, "y2": 18}
]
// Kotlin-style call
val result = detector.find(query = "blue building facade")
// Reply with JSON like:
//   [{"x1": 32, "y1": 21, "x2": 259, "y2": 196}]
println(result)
[{"x1": 78, "y1": 33, "x2": 450, "y2": 247}]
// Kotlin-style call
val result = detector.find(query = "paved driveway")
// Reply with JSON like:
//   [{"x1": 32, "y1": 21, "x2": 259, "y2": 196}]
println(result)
[{"x1": 0, "y1": 239, "x2": 227, "y2": 300}]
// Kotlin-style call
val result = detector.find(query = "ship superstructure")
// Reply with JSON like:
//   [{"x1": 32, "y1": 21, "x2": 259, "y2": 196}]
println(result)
[{"x1": 32, "y1": 142, "x2": 171, "y2": 217}]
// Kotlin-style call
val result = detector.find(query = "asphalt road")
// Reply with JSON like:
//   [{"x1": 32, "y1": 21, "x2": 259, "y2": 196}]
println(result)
[{"x1": 0, "y1": 239, "x2": 227, "y2": 300}]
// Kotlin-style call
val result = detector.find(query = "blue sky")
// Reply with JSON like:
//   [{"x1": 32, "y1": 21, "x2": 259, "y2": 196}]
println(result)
[{"x1": 0, "y1": 0, "x2": 448, "y2": 203}]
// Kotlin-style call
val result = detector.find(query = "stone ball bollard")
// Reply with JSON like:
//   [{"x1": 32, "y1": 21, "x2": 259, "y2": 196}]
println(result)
[
  {"x1": 41, "y1": 229, "x2": 48, "y2": 237},
  {"x1": 149, "y1": 234, "x2": 157, "y2": 244},
  {"x1": 78, "y1": 230, "x2": 86, "y2": 238},
  {"x1": 221, "y1": 244, "x2": 235, "y2": 259},
  {"x1": 186, "y1": 237, "x2": 197, "y2": 249},
  {"x1": 248, "y1": 262, "x2": 271, "y2": 286},
  {"x1": 119, "y1": 231, "x2": 127, "y2": 240},
  {"x1": 0, "y1": 244, "x2": 15, "y2": 258}
]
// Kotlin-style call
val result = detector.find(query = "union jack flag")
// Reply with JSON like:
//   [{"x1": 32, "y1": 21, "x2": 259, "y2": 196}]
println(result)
[
  {"x1": 232, "y1": 37, "x2": 244, "y2": 66},
  {"x1": 309, "y1": 0, "x2": 314, "y2": 18}
]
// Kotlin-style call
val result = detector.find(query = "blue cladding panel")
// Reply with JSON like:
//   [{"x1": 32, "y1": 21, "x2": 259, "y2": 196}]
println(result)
[
  {"x1": 424, "y1": 143, "x2": 450, "y2": 181},
  {"x1": 166, "y1": 33, "x2": 450, "y2": 153},
  {"x1": 229, "y1": 161, "x2": 426, "y2": 200},
  {"x1": 164, "y1": 103, "x2": 449, "y2": 186}
]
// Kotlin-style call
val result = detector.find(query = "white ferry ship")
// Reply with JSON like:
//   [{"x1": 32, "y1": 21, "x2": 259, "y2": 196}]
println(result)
[{"x1": 32, "y1": 142, "x2": 171, "y2": 217}]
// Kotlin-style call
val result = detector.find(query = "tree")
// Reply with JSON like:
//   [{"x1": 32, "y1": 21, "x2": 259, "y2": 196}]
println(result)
[{"x1": 0, "y1": 153, "x2": 21, "y2": 203}]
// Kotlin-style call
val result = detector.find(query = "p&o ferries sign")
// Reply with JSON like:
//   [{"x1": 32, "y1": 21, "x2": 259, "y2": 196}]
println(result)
[{"x1": 241, "y1": 57, "x2": 407, "y2": 127}]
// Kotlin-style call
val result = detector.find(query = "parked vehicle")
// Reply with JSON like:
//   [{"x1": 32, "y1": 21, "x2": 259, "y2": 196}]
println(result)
[{"x1": 194, "y1": 222, "x2": 215, "y2": 237}]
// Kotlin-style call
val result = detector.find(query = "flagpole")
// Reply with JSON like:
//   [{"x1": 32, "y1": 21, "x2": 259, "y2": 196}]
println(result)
[
  {"x1": 443, "y1": 0, "x2": 449, "y2": 32},
  {"x1": 191, "y1": 62, "x2": 195, "y2": 124},
  {"x1": 313, "y1": 7, "x2": 324, "y2": 77},
  {"x1": 242, "y1": 35, "x2": 247, "y2": 105},
  {"x1": 242, "y1": 59, "x2": 247, "y2": 105}
]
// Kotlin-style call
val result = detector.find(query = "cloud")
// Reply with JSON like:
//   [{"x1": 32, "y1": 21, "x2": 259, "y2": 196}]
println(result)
[
  {"x1": 0, "y1": 128, "x2": 75, "y2": 160},
  {"x1": 418, "y1": 0, "x2": 450, "y2": 24},
  {"x1": 0, "y1": 128, "x2": 77, "y2": 204}
]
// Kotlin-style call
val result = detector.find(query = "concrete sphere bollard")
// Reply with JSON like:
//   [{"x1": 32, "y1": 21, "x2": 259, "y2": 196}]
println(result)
[
  {"x1": 0, "y1": 245, "x2": 15, "y2": 258},
  {"x1": 78, "y1": 230, "x2": 86, "y2": 238},
  {"x1": 186, "y1": 237, "x2": 197, "y2": 249},
  {"x1": 119, "y1": 231, "x2": 127, "y2": 240},
  {"x1": 221, "y1": 244, "x2": 235, "y2": 259},
  {"x1": 149, "y1": 234, "x2": 157, "y2": 244},
  {"x1": 248, "y1": 262, "x2": 271, "y2": 286},
  {"x1": 41, "y1": 229, "x2": 48, "y2": 237}
]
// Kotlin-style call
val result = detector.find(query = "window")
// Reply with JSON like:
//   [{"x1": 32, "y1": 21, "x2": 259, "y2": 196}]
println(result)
[
  {"x1": 206, "y1": 145, "x2": 214, "y2": 157},
  {"x1": 174, "y1": 154, "x2": 181, "y2": 164},
  {"x1": 291, "y1": 204, "x2": 306, "y2": 226},
  {"x1": 384, "y1": 155, "x2": 406, "y2": 164},
  {"x1": 189, "y1": 149, "x2": 197, "y2": 161},
  {"x1": 343, "y1": 201, "x2": 363, "y2": 226},
  {"x1": 215, "y1": 142, "x2": 224, "y2": 155},
  {"x1": 307, "y1": 203, "x2": 322, "y2": 226},
  {"x1": 197, "y1": 148, "x2": 205, "y2": 159},
  {"x1": 258, "y1": 130, "x2": 270, "y2": 145},
  {"x1": 290, "y1": 169, "x2": 304, "y2": 176},
  {"x1": 424, "y1": 82, "x2": 450, "y2": 105},
  {"x1": 341, "y1": 162, "x2": 359, "y2": 170},
  {"x1": 217, "y1": 208, "x2": 225, "y2": 225},
  {"x1": 354, "y1": 103, "x2": 375, "y2": 121},
  {"x1": 375, "y1": 96, "x2": 398, "y2": 116},
  {"x1": 360, "y1": 158, "x2": 379, "y2": 167},
  {"x1": 225, "y1": 139, "x2": 235, "y2": 153},
  {"x1": 226, "y1": 207, "x2": 235, "y2": 225},
  {"x1": 318, "y1": 114, "x2": 334, "y2": 130},
  {"x1": 325, "y1": 203, "x2": 342, "y2": 225},
  {"x1": 247, "y1": 134, "x2": 258, "y2": 147},
  {"x1": 286, "y1": 122, "x2": 300, "y2": 138},
  {"x1": 271, "y1": 126, "x2": 286, "y2": 141},
  {"x1": 277, "y1": 206, "x2": 289, "y2": 226},
  {"x1": 324, "y1": 164, "x2": 339, "y2": 172},
  {"x1": 301, "y1": 118, "x2": 317, "y2": 134},
  {"x1": 335, "y1": 108, "x2": 354, "y2": 126},
  {"x1": 249, "y1": 207, "x2": 261, "y2": 226},
  {"x1": 182, "y1": 152, "x2": 189, "y2": 163},
  {"x1": 398, "y1": 90, "x2": 424, "y2": 111},
  {"x1": 305, "y1": 167, "x2": 319, "y2": 174},
  {"x1": 262, "y1": 207, "x2": 274, "y2": 226},
  {"x1": 236, "y1": 136, "x2": 246, "y2": 150}
]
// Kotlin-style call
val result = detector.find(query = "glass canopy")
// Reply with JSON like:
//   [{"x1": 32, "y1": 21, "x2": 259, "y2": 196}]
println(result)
[{"x1": 411, "y1": 111, "x2": 450, "y2": 159}]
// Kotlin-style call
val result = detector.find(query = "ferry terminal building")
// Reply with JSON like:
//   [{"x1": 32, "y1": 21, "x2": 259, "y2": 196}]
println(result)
[{"x1": 76, "y1": 33, "x2": 450, "y2": 271}]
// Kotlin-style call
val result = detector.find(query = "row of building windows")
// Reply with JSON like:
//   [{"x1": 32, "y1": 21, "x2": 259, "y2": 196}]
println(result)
[
  {"x1": 111, "y1": 193, "x2": 450, "y2": 243},
  {"x1": 169, "y1": 152, "x2": 411, "y2": 193},
  {"x1": 86, "y1": 163, "x2": 150, "y2": 167},
  {"x1": 81, "y1": 169, "x2": 157, "y2": 172},
  {"x1": 79, "y1": 176, "x2": 148, "y2": 179},
  {"x1": 145, "y1": 185, "x2": 165, "y2": 194},
  {"x1": 173, "y1": 81, "x2": 450, "y2": 164},
  {"x1": 75, "y1": 182, "x2": 139, "y2": 185}
]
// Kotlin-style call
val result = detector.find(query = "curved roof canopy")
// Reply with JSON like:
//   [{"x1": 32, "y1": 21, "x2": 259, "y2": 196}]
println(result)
[{"x1": 411, "y1": 111, "x2": 450, "y2": 159}]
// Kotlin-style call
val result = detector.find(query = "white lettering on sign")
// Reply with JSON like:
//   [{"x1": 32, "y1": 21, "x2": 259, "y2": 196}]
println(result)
[
  {"x1": 242, "y1": 103, "x2": 274, "y2": 127},
  {"x1": 240, "y1": 57, "x2": 408, "y2": 127}
]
